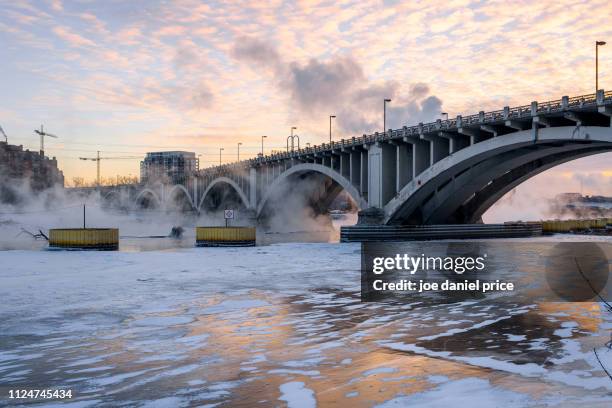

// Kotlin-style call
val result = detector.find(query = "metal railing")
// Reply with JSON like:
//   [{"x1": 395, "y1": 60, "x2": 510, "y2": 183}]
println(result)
[{"x1": 201, "y1": 90, "x2": 612, "y2": 174}]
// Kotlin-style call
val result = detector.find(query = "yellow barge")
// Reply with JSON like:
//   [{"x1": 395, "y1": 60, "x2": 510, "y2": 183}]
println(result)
[
  {"x1": 540, "y1": 218, "x2": 612, "y2": 233},
  {"x1": 48, "y1": 228, "x2": 119, "y2": 250},
  {"x1": 196, "y1": 227, "x2": 256, "y2": 247}
]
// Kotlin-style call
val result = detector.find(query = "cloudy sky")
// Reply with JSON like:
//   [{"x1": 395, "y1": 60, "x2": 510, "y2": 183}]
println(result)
[{"x1": 1, "y1": 0, "x2": 611, "y2": 214}]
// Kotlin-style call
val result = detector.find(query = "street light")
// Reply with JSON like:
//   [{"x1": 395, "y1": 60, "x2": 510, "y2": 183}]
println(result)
[
  {"x1": 237, "y1": 142, "x2": 242, "y2": 161},
  {"x1": 441, "y1": 112, "x2": 448, "y2": 120},
  {"x1": 261, "y1": 135, "x2": 267, "y2": 156},
  {"x1": 329, "y1": 115, "x2": 336, "y2": 143},
  {"x1": 596, "y1": 41, "x2": 607, "y2": 92},
  {"x1": 383, "y1": 99, "x2": 391, "y2": 136},
  {"x1": 287, "y1": 126, "x2": 299, "y2": 152},
  {"x1": 219, "y1": 147, "x2": 224, "y2": 165}
]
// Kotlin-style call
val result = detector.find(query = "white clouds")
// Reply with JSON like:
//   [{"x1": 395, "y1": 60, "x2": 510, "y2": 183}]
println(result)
[
  {"x1": 1, "y1": 0, "x2": 611, "y2": 184},
  {"x1": 52, "y1": 26, "x2": 96, "y2": 48}
]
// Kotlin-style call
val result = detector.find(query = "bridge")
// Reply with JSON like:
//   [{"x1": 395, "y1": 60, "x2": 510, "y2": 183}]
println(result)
[{"x1": 76, "y1": 90, "x2": 612, "y2": 226}]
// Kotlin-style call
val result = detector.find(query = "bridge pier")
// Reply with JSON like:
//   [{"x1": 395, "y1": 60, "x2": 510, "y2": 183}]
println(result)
[
  {"x1": 396, "y1": 142, "x2": 412, "y2": 193},
  {"x1": 367, "y1": 142, "x2": 396, "y2": 208}
]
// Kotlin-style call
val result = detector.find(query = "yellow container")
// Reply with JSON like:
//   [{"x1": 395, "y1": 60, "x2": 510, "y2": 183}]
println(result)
[
  {"x1": 196, "y1": 227, "x2": 256, "y2": 247},
  {"x1": 49, "y1": 228, "x2": 119, "y2": 250},
  {"x1": 540, "y1": 218, "x2": 608, "y2": 233}
]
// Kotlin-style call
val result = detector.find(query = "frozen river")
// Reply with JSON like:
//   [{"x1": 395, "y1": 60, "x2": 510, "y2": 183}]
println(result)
[{"x1": 1, "y1": 239, "x2": 612, "y2": 407}]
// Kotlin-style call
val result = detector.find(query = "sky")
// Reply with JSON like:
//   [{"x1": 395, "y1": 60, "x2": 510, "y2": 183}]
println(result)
[{"x1": 1, "y1": 0, "x2": 612, "y2": 211}]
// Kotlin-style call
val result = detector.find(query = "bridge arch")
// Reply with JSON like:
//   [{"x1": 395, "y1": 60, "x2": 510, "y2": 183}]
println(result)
[
  {"x1": 198, "y1": 176, "x2": 250, "y2": 211},
  {"x1": 384, "y1": 126, "x2": 612, "y2": 224},
  {"x1": 134, "y1": 188, "x2": 162, "y2": 210},
  {"x1": 256, "y1": 163, "x2": 368, "y2": 218},
  {"x1": 167, "y1": 184, "x2": 196, "y2": 211}
]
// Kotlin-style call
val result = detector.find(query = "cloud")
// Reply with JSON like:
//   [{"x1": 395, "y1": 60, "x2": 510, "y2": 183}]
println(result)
[
  {"x1": 231, "y1": 36, "x2": 280, "y2": 68},
  {"x1": 233, "y1": 37, "x2": 443, "y2": 134},
  {"x1": 284, "y1": 57, "x2": 364, "y2": 113},
  {"x1": 52, "y1": 26, "x2": 96, "y2": 47},
  {"x1": 148, "y1": 81, "x2": 215, "y2": 111}
]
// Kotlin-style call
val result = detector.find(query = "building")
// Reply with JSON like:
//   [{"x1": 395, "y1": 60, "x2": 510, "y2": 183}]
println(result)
[
  {"x1": 0, "y1": 141, "x2": 64, "y2": 192},
  {"x1": 140, "y1": 151, "x2": 199, "y2": 184}
]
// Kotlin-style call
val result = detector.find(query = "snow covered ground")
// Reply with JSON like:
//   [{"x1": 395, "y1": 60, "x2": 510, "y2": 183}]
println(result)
[{"x1": 1, "y1": 241, "x2": 611, "y2": 407}]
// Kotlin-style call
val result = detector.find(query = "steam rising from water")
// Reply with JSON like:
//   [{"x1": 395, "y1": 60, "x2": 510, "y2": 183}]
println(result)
[{"x1": 0, "y1": 175, "x2": 353, "y2": 249}]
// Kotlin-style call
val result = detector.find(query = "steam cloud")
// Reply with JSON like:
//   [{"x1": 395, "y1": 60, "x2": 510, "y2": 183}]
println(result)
[{"x1": 231, "y1": 37, "x2": 443, "y2": 134}]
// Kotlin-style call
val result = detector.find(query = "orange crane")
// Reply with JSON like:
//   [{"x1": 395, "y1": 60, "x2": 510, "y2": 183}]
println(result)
[{"x1": 79, "y1": 151, "x2": 140, "y2": 186}]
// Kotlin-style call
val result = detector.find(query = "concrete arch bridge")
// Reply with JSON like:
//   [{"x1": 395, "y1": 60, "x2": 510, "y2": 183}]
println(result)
[{"x1": 76, "y1": 90, "x2": 612, "y2": 225}]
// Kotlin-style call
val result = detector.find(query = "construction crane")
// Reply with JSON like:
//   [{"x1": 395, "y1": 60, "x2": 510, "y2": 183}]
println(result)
[
  {"x1": 0, "y1": 125, "x2": 7, "y2": 143},
  {"x1": 79, "y1": 151, "x2": 140, "y2": 187},
  {"x1": 34, "y1": 125, "x2": 58, "y2": 156}
]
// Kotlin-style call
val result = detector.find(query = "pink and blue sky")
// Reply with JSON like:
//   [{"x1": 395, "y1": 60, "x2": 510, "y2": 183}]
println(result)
[{"x1": 1, "y1": 0, "x2": 611, "y2": 217}]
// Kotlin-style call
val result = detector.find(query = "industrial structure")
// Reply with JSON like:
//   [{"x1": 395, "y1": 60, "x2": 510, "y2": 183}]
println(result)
[{"x1": 78, "y1": 90, "x2": 612, "y2": 226}]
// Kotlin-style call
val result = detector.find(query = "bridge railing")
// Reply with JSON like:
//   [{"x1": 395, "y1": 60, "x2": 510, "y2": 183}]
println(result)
[{"x1": 203, "y1": 90, "x2": 611, "y2": 173}]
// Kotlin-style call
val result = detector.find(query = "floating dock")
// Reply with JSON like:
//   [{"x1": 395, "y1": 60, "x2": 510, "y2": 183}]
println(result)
[
  {"x1": 340, "y1": 223, "x2": 542, "y2": 242},
  {"x1": 48, "y1": 228, "x2": 119, "y2": 250},
  {"x1": 196, "y1": 227, "x2": 256, "y2": 247}
]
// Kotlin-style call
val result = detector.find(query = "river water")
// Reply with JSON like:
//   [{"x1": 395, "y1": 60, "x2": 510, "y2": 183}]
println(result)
[{"x1": 1, "y1": 235, "x2": 611, "y2": 407}]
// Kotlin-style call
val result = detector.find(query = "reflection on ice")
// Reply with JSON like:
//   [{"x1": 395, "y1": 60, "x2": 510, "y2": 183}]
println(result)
[{"x1": 0, "y1": 241, "x2": 611, "y2": 406}]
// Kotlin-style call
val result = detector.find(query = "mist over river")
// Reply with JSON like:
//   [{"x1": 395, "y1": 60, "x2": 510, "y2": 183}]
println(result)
[{"x1": 1, "y1": 235, "x2": 611, "y2": 407}]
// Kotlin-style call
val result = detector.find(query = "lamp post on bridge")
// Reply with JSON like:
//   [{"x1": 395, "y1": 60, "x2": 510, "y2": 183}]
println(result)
[
  {"x1": 329, "y1": 115, "x2": 336, "y2": 143},
  {"x1": 383, "y1": 99, "x2": 391, "y2": 136},
  {"x1": 219, "y1": 147, "x2": 224, "y2": 165},
  {"x1": 237, "y1": 142, "x2": 242, "y2": 161},
  {"x1": 261, "y1": 135, "x2": 267, "y2": 157},
  {"x1": 287, "y1": 126, "x2": 299, "y2": 152},
  {"x1": 596, "y1": 41, "x2": 606, "y2": 92}
]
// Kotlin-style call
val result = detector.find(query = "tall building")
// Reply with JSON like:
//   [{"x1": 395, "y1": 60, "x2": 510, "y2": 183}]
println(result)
[
  {"x1": 140, "y1": 151, "x2": 199, "y2": 184},
  {"x1": 0, "y1": 141, "x2": 64, "y2": 191}
]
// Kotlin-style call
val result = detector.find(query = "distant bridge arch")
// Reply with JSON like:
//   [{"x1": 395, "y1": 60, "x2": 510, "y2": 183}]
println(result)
[
  {"x1": 134, "y1": 188, "x2": 162, "y2": 209},
  {"x1": 198, "y1": 176, "x2": 250, "y2": 211},
  {"x1": 256, "y1": 163, "x2": 368, "y2": 218},
  {"x1": 168, "y1": 184, "x2": 196, "y2": 211}
]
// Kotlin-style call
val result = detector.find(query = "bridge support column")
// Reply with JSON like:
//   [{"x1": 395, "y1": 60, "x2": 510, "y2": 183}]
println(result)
[
  {"x1": 340, "y1": 153, "x2": 350, "y2": 179},
  {"x1": 349, "y1": 150, "x2": 361, "y2": 189},
  {"x1": 323, "y1": 155, "x2": 331, "y2": 168},
  {"x1": 396, "y1": 143, "x2": 413, "y2": 192},
  {"x1": 412, "y1": 140, "x2": 430, "y2": 178},
  {"x1": 193, "y1": 178, "x2": 198, "y2": 210},
  {"x1": 430, "y1": 137, "x2": 449, "y2": 164},
  {"x1": 249, "y1": 168, "x2": 257, "y2": 209},
  {"x1": 368, "y1": 142, "x2": 396, "y2": 207},
  {"x1": 360, "y1": 150, "x2": 368, "y2": 200}
]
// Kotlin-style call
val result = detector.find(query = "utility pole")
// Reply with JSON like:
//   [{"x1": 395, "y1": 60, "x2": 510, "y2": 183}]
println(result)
[
  {"x1": 237, "y1": 142, "x2": 242, "y2": 161},
  {"x1": 596, "y1": 41, "x2": 606, "y2": 92},
  {"x1": 383, "y1": 99, "x2": 391, "y2": 136},
  {"x1": 219, "y1": 147, "x2": 224, "y2": 165},
  {"x1": 329, "y1": 115, "x2": 336, "y2": 143}
]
